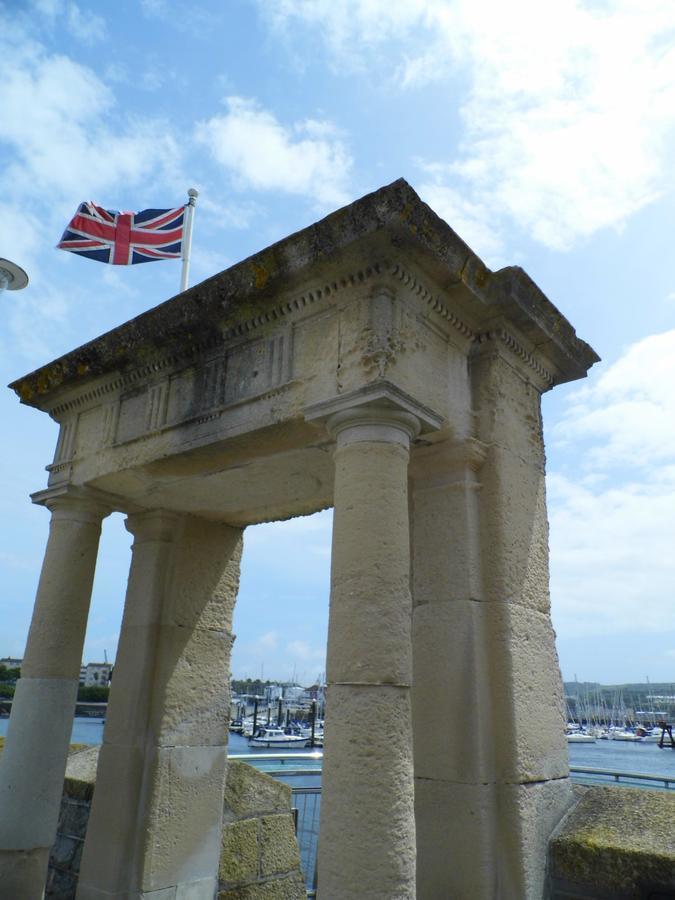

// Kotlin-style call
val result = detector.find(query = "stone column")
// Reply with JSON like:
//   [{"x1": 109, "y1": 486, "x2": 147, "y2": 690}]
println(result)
[
  {"x1": 0, "y1": 488, "x2": 110, "y2": 900},
  {"x1": 308, "y1": 388, "x2": 439, "y2": 900},
  {"x1": 471, "y1": 343, "x2": 573, "y2": 899},
  {"x1": 410, "y1": 439, "x2": 501, "y2": 898},
  {"x1": 77, "y1": 512, "x2": 243, "y2": 900}
]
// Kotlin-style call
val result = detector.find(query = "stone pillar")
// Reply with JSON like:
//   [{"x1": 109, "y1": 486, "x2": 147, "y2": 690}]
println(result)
[
  {"x1": 0, "y1": 488, "x2": 110, "y2": 900},
  {"x1": 77, "y1": 512, "x2": 243, "y2": 900},
  {"x1": 410, "y1": 439, "x2": 501, "y2": 898},
  {"x1": 410, "y1": 342, "x2": 572, "y2": 899},
  {"x1": 310, "y1": 391, "x2": 434, "y2": 900},
  {"x1": 470, "y1": 343, "x2": 573, "y2": 899}
]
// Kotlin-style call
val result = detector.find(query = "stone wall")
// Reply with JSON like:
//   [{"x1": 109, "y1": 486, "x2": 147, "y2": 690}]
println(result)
[
  {"x1": 33, "y1": 746, "x2": 305, "y2": 899},
  {"x1": 548, "y1": 785, "x2": 675, "y2": 899},
  {"x1": 219, "y1": 761, "x2": 306, "y2": 899}
]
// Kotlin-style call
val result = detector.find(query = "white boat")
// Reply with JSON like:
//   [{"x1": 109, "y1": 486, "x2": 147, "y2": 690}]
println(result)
[
  {"x1": 249, "y1": 727, "x2": 308, "y2": 748},
  {"x1": 566, "y1": 732, "x2": 596, "y2": 743},
  {"x1": 608, "y1": 729, "x2": 644, "y2": 742}
]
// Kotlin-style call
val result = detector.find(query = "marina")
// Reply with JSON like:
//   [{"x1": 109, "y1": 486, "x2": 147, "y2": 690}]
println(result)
[{"x1": 2, "y1": 716, "x2": 672, "y2": 784}]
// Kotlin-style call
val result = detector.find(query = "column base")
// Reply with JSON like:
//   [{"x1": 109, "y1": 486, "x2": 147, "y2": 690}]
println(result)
[{"x1": 0, "y1": 847, "x2": 49, "y2": 900}]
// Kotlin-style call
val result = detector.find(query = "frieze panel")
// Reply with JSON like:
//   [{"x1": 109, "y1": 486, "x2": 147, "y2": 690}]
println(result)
[
  {"x1": 110, "y1": 329, "x2": 293, "y2": 446},
  {"x1": 116, "y1": 390, "x2": 148, "y2": 445}
]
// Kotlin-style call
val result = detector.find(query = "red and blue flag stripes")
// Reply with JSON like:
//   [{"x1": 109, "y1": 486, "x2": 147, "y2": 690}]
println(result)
[{"x1": 57, "y1": 202, "x2": 185, "y2": 265}]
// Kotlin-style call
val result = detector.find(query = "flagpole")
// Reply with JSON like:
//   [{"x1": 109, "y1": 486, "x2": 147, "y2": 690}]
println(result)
[{"x1": 180, "y1": 188, "x2": 198, "y2": 292}]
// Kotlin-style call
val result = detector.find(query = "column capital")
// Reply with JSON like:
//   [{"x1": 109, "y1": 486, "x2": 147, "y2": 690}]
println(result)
[
  {"x1": 31, "y1": 484, "x2": 114, "y2": 524},
  {"x1": 305, "y1": 381, "x2": 442, "y2": 449},
  {"x1": 125, "y1": 508, "x2": 183, "y2": 543}
]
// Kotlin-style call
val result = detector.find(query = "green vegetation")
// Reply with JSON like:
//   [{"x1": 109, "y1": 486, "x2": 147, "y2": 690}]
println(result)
[
  {"x1": 77, "y1": 685, "x2": 109, "y2": 702},
  {"x1": 0, "y1": 684, "x2": 15, "y2": 698},
  {"x1": 0, "y1": 665, "x2": 20, "y2": 683},
  {"x1": 231, "y1": 678, "x2": 272, "y2": 697}
]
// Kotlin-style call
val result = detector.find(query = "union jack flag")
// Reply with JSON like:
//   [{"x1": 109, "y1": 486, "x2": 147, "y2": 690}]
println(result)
[{"x1": 57, "y1": 202, "x2": 185, "y2": 265}]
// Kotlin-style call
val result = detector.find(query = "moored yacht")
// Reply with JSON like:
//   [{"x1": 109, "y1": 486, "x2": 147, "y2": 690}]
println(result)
[{"x1": 249, "y1": 727, "x2": 308, "y2": 748}]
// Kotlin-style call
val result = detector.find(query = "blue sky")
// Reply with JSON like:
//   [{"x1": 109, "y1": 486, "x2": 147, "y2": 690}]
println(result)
[{"x1": 1, "y1": 0, "x2": 674, "y2": 684}]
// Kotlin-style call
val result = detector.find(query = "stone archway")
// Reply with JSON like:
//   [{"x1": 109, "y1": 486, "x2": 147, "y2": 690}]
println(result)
[{"x1": 0, "y1": 179, "x2": 598, "y2": 899}]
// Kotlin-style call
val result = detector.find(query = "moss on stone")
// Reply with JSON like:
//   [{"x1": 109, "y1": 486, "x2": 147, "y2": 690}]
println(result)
[
  {"x1": 550, "y1": 786, "x2": 675, "y2": 894},
  {"x1": 218, "y1": 872, "x2": 306, "y2": 900},
  {"x1": 259, "y1": 814, "x2": 301, "y2": 877},
  {"x1": 219, "y1": 817, "x2": 259, "y2": 884},
  {"x1": 224, "y1": 761, "x2": 291, "y2": 822}
]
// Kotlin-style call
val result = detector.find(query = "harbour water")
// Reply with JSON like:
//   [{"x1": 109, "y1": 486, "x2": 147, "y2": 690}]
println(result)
[{"x1": 1, "y1": 717, "x2": 674, "y2": 780}]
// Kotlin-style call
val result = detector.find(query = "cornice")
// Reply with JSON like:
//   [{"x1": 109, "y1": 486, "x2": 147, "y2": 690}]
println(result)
[
  {"x1": 474, "y1": 328, "x2": 554, "y2": 388},
  {"x1": 44, "y1": 260, "x2": 474, "y2": 418},
  {"x1": 32, "y1": 259, "x2": 555, "y2": 420},
  {"x1": 388, "y1": 263, "x2": 475, "y2": 340}
]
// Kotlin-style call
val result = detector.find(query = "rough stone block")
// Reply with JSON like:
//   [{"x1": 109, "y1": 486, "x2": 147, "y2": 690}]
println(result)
[
  {"x1": 141, "y1": 745, "x2": 228, "y2": 891},
  {"x1": 326, "y1": 571, "x2": 413, "y2": 684},
  {"x1": 223, "y1": 761, "x2": 291, "y2": 823},
  {"x1": 482, "y1": 602, "x2": 569, "y2": 783},
  {"x1": 219, "y1": 818, "x2": 259, "y2": 884},
  {"x1": 165, "y1": 518, "x2": 243, "y2": 633},
  {"x1": 479, "y1": 446, "x2": 551, "y2": 612},
  {"x1": 45, "y1": 864, "x2": 79, "y2": 899},
  {"x1": 63, "y1": 745, "x2": 100, "y2": 795},
  {"x1": 102, "y1": 622, "x2": 165, "y2": 748},
  {"x1": 59, "y1": 800, "x2": 89, "y2": 839},
  {"x1": 0, "y1": 677, "x2": 78, "y2": 848},
  {"x1": 471, "y1": 349, "x2": 546, "y2": 466},
  {"x1": 549, "y1": 785, "x2": 675, "y2": 897},
  {"x1": 77, "y1": 743, "x2": 146, "y2": 893},
  {"x1": 260, "y1": 815, "x2": 301, "y2": 877},
  {"x1": 150, "y1": 624, "x2": 232, "y2": 747},
  {"x1": 0, "y1": 847, "x2": 50, "y2": 900},
  {"x1": 412, "y1": 600, "x2": 493, "y2": 783},
  {"x1": 497, "y1": 777, "x2": 574, "y2": 899},
  {"x1": 175, "y1": 879, "x2": 219, "y2": 900},
  {"x1": 411, "y1": 477, "x2": 482, "y2": 605},
  {"x1": 414, "y1": 779, "x2": 498, "y2": 900},
  {"x1": 319, "y1": 683, "x2": 415, "y2": 899},
  {"x1": 217, "y1": 872, "x2": 306, "y2": 900},
  {"x1": 50, "y1": 833, "x2": 80, "y2": 867}
]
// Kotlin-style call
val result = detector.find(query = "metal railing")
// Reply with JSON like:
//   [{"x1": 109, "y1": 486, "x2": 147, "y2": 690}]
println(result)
[
  {"x1": 569, "y1": 765, "x2": 675, "y2": 790},
  {"x1": 230, "y1": 753, "x2": 321, "y2": 893},
  {"x1": 228, "y1": 753, "x2": 675, "y2": 895}
]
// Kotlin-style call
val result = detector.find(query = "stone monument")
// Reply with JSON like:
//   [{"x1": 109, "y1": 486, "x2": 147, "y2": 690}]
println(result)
[{"x1": 0, "y1": 179, "x2": 598, "y2": 899}]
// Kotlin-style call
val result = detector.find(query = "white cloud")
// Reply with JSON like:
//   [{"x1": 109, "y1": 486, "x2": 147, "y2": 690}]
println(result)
[
  {"x1": 0, "y1": 11, "x2": 181, "y2": 206},
  {"x1": 548, "y1": 329, "x2": 675, "y2": 639},
  {"x1": 549, "y1": 469, "x2": 675, "y2": 638},
  {"x1": 261, "y1": 0, "x2": 675, "y2": 250},
  {"x1": 196, "y1": 97, "x2": 352, "y2": 208},
  {"x1": 553, "y1": 330, "x2": 675, "y2": 469}
]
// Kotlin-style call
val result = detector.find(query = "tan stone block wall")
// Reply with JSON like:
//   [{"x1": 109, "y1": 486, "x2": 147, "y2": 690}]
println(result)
[{"x1": 219, "y1": 762, "x2": 305, "y2": 900}]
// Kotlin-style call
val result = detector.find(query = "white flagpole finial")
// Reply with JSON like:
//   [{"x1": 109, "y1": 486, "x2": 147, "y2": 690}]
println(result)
[{"x1": 180, "y1": 188, "x2": 199, "y2": 292}]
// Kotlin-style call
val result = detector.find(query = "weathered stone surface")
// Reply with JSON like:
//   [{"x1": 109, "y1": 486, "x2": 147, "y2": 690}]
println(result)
[
  {"x1": 320, "y1": 683, "x2": 416, "y2": 899},
  {"x1": 219, "y1": 818, "x2": 259, "y2": 884},
  {"x1": 63, "y1": 746, "x2": 100, "y2": 793},
  {"x1": 217, "y1": 872, "x2": 306, "y2": 900},
  {"x1": 223, "y1": 762, "x2": 291, "y2": 823},
  {"x1": 415, "y1": 779, "x2": 498, "y2": 900},
  {"x1": 412, "y1": 600, "x2": 492, "y2": 783},
  {"x1": 550, "y1": 786, "x2": 675, "y2": 897},
  {"x1": 484, "y1": 602, "x2": 569, "y2": 783},
  {"x1": 259, "y1": 815, "x2": 301, "y2": 878},
  {"x1": 2, "y1": 179, "x2": 599, "y2": 899},
  {"x1": 479, "y1": 445, "x2": 552, "y2": 612},
  {"x1": 140, "y1": 745, "x2": 228, "y2": 891}
]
